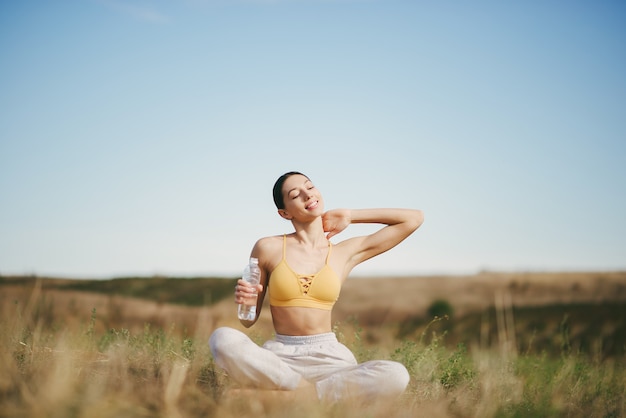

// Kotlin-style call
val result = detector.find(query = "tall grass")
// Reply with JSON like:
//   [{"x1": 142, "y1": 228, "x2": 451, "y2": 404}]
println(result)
[{"x1": 1, "y1": 283, "x2": 624, "y2": 417}]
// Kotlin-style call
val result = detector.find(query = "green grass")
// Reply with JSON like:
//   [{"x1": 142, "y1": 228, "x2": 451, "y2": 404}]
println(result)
[
  {"x1": 397, "y1": 302, "x2": 626, "y2": 360},
  {"x1": 2, "y1": 275, "x2": 625, "y2": 417},
  {"x1": 2, "y1": 300, "x2": 625, "y2": 418}
]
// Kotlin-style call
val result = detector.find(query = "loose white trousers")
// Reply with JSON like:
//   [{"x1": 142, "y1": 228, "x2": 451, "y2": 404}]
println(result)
[{"x1": 209, "y1": 327, "x2": 409, "y2": 403}]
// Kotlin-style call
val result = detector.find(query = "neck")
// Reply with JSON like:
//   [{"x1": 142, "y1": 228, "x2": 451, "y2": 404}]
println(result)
[{"x1": 291, "y1": 218, "x2": 327, "y2": 247}]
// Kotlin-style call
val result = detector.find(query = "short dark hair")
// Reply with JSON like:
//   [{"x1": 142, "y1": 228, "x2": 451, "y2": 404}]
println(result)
[{"x1": 272, "y1": 171, "x2": 308, "y2": 210}]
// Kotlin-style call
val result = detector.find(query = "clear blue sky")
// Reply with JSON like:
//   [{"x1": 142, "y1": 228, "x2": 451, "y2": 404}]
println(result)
[{"x1": 1, "y1": 0, "x2": 625, "y2": 278}]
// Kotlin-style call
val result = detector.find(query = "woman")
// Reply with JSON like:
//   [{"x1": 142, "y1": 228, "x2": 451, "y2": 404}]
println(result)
[{"x1": 209, "y1": 171, "x2": 424, "y2": 403}]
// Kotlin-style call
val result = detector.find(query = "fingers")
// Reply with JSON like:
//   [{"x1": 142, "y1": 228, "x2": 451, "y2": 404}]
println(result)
[
  {"x1": 234, "y1": 281, "x2": 262, "y2": 304},
  {"x1": 235, "y1": 281, "x2": 262, "y2": 293}
]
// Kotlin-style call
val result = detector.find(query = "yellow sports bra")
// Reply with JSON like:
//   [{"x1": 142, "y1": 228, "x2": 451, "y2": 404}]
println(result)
[{"x1": 268, "y1": 235, "x2": 341, "y2": 310}]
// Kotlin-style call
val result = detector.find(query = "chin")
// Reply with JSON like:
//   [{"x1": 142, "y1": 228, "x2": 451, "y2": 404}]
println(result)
[{"x1": 312, "y1": 203, "x2": 324, "y2": 214}]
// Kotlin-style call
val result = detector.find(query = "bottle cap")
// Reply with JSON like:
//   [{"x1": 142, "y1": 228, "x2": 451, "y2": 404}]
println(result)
[{"x1": 250, "y1": 257, "x2": 259, "y2": 264}]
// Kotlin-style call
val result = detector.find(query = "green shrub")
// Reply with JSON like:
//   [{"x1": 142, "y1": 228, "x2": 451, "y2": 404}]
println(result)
[{"x1": 428, "y1": 299, "x2": 454, "y2": 319}]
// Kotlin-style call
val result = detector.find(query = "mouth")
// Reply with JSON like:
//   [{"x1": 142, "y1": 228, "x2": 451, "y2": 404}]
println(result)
[{"x1": 305, "y1": 200, "x2": 319, "y2": 210}]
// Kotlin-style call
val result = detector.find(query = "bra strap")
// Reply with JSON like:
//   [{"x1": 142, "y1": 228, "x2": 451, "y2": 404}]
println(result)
[{"x1": 282, "y1": 234, "x2": 287, "y2": 260}]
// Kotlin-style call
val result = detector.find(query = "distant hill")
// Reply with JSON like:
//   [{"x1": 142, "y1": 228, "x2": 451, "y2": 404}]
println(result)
[{"x1": 0, "y1": 275, "x2": 238, "y2": 307}]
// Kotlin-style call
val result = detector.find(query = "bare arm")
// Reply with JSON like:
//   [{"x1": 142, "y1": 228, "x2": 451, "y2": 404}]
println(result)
[{"x1": 323, "y1": 208, "x2": 424, "y2": 270}]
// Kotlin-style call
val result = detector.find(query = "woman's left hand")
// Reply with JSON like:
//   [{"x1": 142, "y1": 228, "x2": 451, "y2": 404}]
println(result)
[{"x1": 322, "y1": 209, "x2": 351, "y2": 239}]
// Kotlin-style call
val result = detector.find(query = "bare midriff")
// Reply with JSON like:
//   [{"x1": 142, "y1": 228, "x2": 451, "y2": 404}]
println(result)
[{"x1": 270, "y1": 305, "x2": 333, "y2": 336}]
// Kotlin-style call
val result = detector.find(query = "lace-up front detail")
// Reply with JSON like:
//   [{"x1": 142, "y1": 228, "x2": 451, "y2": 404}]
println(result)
[
  {"x1": 299, "y1": 276, "x2": 314, "y2": 295},
  {"x1": 269, "y1": 235, "x2": 341, "y2": 310}
]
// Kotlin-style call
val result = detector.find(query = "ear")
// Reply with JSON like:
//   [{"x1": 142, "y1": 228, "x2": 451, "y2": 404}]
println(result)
[{"x1": 278, "y1": 209, "x2": 292, "y2": 220}]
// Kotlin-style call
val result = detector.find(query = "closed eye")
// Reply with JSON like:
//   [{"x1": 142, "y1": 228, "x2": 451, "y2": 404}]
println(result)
[{"x1": 288, "y1": 180, "x2": 315, "y2": 200}]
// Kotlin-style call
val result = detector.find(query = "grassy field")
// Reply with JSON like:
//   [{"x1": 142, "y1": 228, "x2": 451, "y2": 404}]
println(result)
[{"x1": 1, "y1": 272, "x2": 625, "y2": 417}]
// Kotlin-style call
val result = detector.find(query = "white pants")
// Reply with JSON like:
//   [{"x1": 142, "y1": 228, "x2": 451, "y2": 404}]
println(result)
[{"x1": 209, "y1": 327, "x2": 410, "y2": 403}]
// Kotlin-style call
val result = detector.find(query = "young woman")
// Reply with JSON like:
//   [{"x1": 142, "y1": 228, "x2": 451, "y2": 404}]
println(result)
[{"x1": 209, "y1": 171, "x2": 424, "y2": 403}]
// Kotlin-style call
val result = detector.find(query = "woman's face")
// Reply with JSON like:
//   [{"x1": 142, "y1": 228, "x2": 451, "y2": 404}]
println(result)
[{"x1": 280, "y1": 174, "x2": 324, "y2": 219}]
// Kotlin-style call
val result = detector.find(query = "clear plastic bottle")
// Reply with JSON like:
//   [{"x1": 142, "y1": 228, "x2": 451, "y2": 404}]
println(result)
[{"x1": 237, "y1": 257, "x2": 261, "y2": 321}]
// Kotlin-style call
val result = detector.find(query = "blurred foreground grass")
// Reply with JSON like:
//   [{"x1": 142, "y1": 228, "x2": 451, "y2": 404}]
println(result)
[{"x1": 1, "y1": 280, "x2": 624, "y2": 418}]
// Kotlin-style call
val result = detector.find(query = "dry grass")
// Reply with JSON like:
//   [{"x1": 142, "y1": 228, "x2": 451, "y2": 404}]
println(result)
[{"x1": 1, "y1": 272, "x2": 625, "y2": 417}]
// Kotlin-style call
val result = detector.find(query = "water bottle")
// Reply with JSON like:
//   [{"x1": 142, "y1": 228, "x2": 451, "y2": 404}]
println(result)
[{"x1": 237, "y1": 257, "x2": 261, "y2": 321}]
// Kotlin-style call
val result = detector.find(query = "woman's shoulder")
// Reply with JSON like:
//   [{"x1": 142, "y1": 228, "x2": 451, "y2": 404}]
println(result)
[
  {"x1": 253, "y1": 235, "x2": 286, "y2": 271},
  {"x1": 253, "y1": 234, "x2": 285, "y2": 255}
]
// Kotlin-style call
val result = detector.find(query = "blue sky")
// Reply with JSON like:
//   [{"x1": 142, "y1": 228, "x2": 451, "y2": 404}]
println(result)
[{"x1": 1, "y1": 0, "x2": 625, "y2": 278}]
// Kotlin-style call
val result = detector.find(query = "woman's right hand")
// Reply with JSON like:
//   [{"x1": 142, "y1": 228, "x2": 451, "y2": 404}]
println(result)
[
  {"x1": 234, "y1": 279, "x2": 263, "y2": 305},
  {"x1": 322, "y1": 208, "x2": 352, "y2": 239}
]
